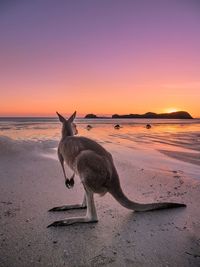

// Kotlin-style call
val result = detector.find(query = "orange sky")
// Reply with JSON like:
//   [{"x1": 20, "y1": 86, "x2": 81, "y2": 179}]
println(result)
[
  {"x1": 0, "y1": 1, "x2": 199, "y2": 117},
  {"x1": 1, "y1": 81, "x2": 199, "y2": 117}
]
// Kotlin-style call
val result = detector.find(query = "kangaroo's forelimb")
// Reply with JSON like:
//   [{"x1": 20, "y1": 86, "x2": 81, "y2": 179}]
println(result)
[
  {"x1": 58, "y1": 150, "x2": 74, "y2": 189},
  {"x1": 65, "y1": 173, "x2": 75, "y2": 189}
]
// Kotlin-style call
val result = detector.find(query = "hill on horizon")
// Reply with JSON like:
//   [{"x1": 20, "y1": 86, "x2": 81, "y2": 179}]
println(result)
[{"x1": 85, "y1": 111, "x2": 193, "y2": 119}]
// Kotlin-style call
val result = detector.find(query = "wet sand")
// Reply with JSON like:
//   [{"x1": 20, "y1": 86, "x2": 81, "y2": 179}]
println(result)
[{"x1": 0, "y1": 137, "x2": 200, "y2": 267}]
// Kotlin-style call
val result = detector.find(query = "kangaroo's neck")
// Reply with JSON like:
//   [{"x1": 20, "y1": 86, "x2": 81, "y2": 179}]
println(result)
[
  {"x1": 61, "y1": 128, "x2": 73, "y2": 140},
  {"x1": 61, "y1": 134, "x2": 73, "y2": 142}
]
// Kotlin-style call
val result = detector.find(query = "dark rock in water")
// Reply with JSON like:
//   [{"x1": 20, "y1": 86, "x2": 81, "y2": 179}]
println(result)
[
  {"x1": 114, "y1": 124, "x2": 121, "y2": 129},
  {"x1": 146, "y1": 124, "x2": 151, "y2": 129},
  {"x1": 86, "y1": 125, "x2": 92, "y2": 130}
]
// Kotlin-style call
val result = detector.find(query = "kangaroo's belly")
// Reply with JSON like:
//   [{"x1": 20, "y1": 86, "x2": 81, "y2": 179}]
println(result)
[
  {"x1": 58, "y1": 136, "x2": 112, "y2": 173},
  {"x1": 74, "y1": 149, "x2": 113, "y2": 193}
]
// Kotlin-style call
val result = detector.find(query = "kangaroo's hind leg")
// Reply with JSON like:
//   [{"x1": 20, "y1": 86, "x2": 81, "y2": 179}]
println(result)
[
  {"x1": 48, "y1": 193, "x2": 87, "y2": 212},
  {"x1": 47, "y1": 189, "x2": 98, "y2": 227}
]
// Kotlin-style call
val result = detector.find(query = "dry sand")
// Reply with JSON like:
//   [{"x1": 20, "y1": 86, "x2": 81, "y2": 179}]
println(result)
[{"x1": 0, "y1": 137, "x2": 200, "y2": 267}]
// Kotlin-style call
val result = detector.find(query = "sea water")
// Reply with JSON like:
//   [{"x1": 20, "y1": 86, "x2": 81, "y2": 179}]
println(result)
[
  {"x1": 0, "y1": 117, "x2": 199, "y2": 145},
  {"x1": 0, "y1": 117, "x2": 200, "y2": 179}
]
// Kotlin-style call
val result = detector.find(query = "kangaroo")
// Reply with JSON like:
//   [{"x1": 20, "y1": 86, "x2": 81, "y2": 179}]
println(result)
[{"x1": 48, "y1": 111, "x2": 186, "y2": 227}]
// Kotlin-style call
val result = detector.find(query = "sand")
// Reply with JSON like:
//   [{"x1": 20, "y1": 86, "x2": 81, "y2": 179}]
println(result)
[{"x1": 0, "y1": 137, "x2": 200, "y2": 267}]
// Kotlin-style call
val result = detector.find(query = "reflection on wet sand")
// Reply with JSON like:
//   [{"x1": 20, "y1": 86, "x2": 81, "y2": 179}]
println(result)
[{"x1": 0, "y1": 118, "x2": 199, "y2": 169}]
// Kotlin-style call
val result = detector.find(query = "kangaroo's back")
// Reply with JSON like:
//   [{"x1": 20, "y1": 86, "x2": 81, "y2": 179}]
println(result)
[{"x1": 59, "y1": 136, "x2": 112, "y2": 171}]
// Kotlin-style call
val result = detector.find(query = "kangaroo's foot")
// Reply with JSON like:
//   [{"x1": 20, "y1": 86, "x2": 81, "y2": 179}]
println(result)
[
  {"x1": 47, "y1": 216, "x2": 98, "y2": 227},
  {"x1": 48, "y1": 203, "x2": 87, "y2": 212},
  {"x1": 49, "y1": 194, "x2": 87, "y2": 211},
  {"x1": 48, "y1": 190, "x2": 98, "y2": 227}
]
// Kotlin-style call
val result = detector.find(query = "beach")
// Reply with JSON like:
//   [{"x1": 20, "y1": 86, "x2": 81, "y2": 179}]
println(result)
[{"x1": 0, "y1": 119, "x2": 200, "y2": 267}]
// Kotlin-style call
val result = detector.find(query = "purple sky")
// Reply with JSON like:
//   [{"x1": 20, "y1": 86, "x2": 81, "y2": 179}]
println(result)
[{"x1": 0, "y1": 0, "x2": 200, "y2": 116}]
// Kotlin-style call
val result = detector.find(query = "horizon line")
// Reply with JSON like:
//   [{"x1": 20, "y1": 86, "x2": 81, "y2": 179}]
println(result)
[{"x1": 0, "y1": 111, "x2": 199, "y2": 119}]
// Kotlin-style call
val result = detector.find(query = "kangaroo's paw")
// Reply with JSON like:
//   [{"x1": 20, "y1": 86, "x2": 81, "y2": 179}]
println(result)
[
  {"x1": 47, "y1": 217, "x2": 98, "y2": 227},
  {"x1": 48, "y1": 204, "x2": 87, "y2": 212}
]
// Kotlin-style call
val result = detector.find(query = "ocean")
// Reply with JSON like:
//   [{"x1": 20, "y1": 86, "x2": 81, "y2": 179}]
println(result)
[
  {"x1": 0, "y1": 117, "x2": 200, "y2": 179},
  {"x1": 0, "y1": 117, "x2": 199, "y2": 144}
]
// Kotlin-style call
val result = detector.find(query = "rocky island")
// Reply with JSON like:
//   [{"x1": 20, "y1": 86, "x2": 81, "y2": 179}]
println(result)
[{"x1": 85, "y1": 111, "x2": 193, "y2": 119}]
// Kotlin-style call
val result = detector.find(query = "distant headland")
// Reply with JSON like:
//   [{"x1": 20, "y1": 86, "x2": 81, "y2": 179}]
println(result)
[{"x1": 85, "y1": 111, "x2": 193, "y2": 119}]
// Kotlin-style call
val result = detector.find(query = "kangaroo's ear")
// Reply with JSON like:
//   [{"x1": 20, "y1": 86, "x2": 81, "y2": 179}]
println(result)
[
  {"x1": 68, "y1": 111, "x2": 76, "y2": 123},
  {"x1": 56, "y1": 112, "x2": 66, "y2": 123}
]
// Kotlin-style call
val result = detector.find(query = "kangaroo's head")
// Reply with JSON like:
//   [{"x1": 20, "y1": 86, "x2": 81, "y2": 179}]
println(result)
[{"x1": 56, "y1": 111, "x2": 77, "y2": 137}]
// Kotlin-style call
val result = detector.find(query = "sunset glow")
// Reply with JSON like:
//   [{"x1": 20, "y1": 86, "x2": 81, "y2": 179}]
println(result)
[
  {"x1": 164, "y1": 108, "x2": 179, "y2": 114},
  {"x1": 0, "y1": 1, "x2": 199, "y2": 117}
]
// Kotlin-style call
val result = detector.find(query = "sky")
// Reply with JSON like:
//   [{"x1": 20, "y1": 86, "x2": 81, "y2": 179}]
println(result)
[{"x1": 0, "y1": 0, "x2": 200, "y2": 117}]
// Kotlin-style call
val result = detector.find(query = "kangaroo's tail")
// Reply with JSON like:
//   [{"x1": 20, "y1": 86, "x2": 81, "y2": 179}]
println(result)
[{"x1": 109, "y1": 181, "x2": 186, "y2": 212}]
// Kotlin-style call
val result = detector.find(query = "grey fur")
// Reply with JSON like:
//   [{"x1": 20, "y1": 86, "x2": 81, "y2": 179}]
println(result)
[{"x1": 48, "y1": 112, "x2": 186, "y2": 227}]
